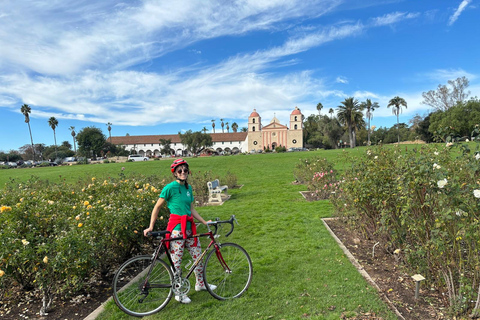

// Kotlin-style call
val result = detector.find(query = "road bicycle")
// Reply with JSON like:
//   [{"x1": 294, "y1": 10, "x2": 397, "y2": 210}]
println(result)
[{"x1": 112, "y1": 215, "x2": 253, "y2": 317}]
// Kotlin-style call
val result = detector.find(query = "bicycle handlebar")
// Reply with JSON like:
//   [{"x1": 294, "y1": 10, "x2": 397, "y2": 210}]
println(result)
[
  {"x1": 207, "y1": 215, "x2": 238, "y2": 237},
  {"x1": 147, "y1": 215, "x2": 238, "y2": 238}
]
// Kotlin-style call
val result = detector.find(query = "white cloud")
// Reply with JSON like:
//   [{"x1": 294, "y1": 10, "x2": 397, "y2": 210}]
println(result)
[
  {"x1": 422, "y1": 68, "x2": 477, "y2": 82},
  {"x1": 370, "y1": 11, "x2": 420, "y2": 27},
  {"x1": 336, "y1": 76, "x2": 349, "y2": 84},
  {"x1": 448, "y1": 0, "x2": 472, "y2": 26}
]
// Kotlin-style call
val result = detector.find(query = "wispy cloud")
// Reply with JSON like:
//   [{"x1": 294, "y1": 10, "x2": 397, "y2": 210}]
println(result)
[
  {"x1": 422, "y1": 68, "x2": 477, "y2": 82},
  {"x1": 336, "y1": 76, "x2": 349, "y2": 84},
  {"x1": 369, "y1": 11, "x2": 420, "y2": 27},
  {"x1": 448, "y1": 0, "x2": 472, "y2": 26}
]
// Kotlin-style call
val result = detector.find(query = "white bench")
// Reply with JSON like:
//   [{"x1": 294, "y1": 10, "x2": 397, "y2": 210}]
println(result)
[{"x1": 207, "y1": 179, "x2": 229, "y2": 204}]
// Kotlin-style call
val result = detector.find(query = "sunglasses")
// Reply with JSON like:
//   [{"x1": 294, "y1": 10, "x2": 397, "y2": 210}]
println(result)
[{"x1": 176, "y1": 168, "x2": 189, "y2": 174}]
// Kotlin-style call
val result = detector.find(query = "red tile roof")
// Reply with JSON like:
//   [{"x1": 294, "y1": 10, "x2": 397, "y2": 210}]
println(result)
[{"x1": 111, "y1": 132, "x2": 248, "y2": 145}]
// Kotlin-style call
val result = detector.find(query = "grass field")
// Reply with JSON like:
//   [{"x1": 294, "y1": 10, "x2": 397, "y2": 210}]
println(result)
[{"x1": 1, "y1": 149, "x2": 397, "y2": 320}]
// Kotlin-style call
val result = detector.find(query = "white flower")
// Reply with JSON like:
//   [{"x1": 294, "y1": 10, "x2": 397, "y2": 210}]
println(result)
[
  {"x1": 374, "y1": 156, "x2": 378, "y2": 159},
  {"x1": 21, "y1": 239, "x2": 29, "y2": 246},
  {"x1": 466, "y1": 139, "x2": 470, "y2": 142},
  {"x1": 433, "y1": 163, "x2": 441, "y2": 170},
  {"x1": 474, "y1": 190, "x2": 480, "y2": 198},
  {"x1": 434, "y1": 152, "x2": 439, "y2": 156},
  {"x1": 475, "y1": 153, "x2": 480, "y2": 160},
  {"x1": 446, "y1": 142, "x2": 454, "y2": 147},
  {"x1": 437, "y1": 179, "x2": 448, "y2": 189},
  {"x1": 367, "y1": 150, "x2": 372, "y2": 156}
]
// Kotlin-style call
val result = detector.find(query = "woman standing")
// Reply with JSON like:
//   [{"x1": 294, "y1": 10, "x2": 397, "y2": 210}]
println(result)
[{"x1": 143, "y1": 159, "x2": 215, "y2": 303}]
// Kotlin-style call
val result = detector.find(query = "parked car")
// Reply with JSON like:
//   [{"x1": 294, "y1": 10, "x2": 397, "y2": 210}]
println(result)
[
  {"x1": 7, "y1": 162, "x2": 18, "y2": 168},
  {"x1": 128, "y1": 154, "x2": 149, "y2": 162}
]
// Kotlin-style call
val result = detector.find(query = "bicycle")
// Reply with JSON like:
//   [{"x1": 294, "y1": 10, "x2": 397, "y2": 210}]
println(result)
[{"x1": 112, "y1": 215, "x2": 253, "y2": 317}]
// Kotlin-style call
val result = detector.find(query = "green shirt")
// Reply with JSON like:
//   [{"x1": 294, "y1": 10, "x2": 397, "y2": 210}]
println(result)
[{"x1": 160, "y1": 181, "x2": 194, "y2": 231}]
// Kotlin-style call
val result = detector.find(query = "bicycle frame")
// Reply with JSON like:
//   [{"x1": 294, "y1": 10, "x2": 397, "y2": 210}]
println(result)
[{"x1": 141, "y1": 228, "x2": 231, "y2": 293}]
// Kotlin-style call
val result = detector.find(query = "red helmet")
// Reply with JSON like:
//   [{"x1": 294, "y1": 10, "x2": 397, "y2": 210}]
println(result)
[{"x1": 171, "y1": 158, "x2": 188, "y2": 172}]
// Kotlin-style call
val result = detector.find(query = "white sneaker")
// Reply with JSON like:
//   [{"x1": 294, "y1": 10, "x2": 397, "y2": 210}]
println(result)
[
  {"x1": 175, "y1": 295, "x2": 191, "y2": 304},
  {"x1": 195, "y1": 284, "x2": 217, "y2": 292}
]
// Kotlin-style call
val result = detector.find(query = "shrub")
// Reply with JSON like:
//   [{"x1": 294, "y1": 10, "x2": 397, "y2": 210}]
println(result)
[{"x1": 331, "y1": 143, "x2": 480, "y2": 317}]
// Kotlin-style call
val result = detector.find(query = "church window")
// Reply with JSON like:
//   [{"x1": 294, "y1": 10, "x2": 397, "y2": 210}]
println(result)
[
  {"x1": 253, "y1": 118, "x2": 256, "y2": 123},
  {"x1": 253, "y1": 126, "x2": 255, "y2": 131},
  {"x1": 292, "y1": 139, "x2": 297, "y2": 144},
  {"x1": 294, "y1": 124, "x2": 298, "y2": 130},
  {"x1": 294, "y1": 116, "x2": 297, "y2": 121}
]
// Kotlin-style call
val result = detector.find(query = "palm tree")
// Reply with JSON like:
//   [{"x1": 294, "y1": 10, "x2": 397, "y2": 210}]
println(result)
[
  {"x1": 220, "y1": 118, "x2": 225, "y2": 133},
  {"x1": 69, "y1": 126, "x2": 77, "y2": 155},
  {"x1": 48, "y1": 117, "x2": 59, "y2": 159},
  {"x1": 106, "y1": 122, "x2": 113, "y2": 143},
  {"x1": 316, "y1": 102, "x2": 323, "y2": 116},
  {"x1": 226, "y1": 122, "x2": 229, "y2": 133},
  {"x1": 211, "y1": 119, "x2": 216, "y2": 133},
  {"x1": 20, "y1": 104, "x2": 36, "y2": 161},
  {"x1": 337, "y1": 97, "x2": 363, "y2": 148},
  {"x1": 360, "y1": 99, "x2": 380, "y2": 146},
  {"x1": 329, "y1": 108, "x2": 334, "y2": 119},
  {"x1": 231, "y1": 122, "x2": 239, "y2": 133},
  {"x1": 202, "y1": 127, "x2": 208, "y2": 134},
  {"x1": 387, "y1": 96, "x2": 408, "y2": 143}
]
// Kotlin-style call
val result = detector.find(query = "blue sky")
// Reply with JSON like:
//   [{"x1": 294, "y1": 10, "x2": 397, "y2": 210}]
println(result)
[{"x1": 1, "y1": 0, "x2": 479, "y2": 152}]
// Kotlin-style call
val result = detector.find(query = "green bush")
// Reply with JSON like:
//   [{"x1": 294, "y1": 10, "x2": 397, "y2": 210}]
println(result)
[
  {"x1": 331, "y1": 143, "x2": 480, "y2": 317},
  {"x1": 294, "y1": 156, "x2": 338, "y2": 199}
]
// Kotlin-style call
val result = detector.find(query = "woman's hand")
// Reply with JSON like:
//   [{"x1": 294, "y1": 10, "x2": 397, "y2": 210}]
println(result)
[{"x1": 143, "y1": 227, "x2": 153, "y2": 237}]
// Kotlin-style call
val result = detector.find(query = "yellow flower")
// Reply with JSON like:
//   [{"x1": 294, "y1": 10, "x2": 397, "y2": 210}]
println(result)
[
  {"x1": 20, "y1": 198, "x2": 24, "y2": 202},
  {"x1": 86, "y1": 212, "x2": 90, "y2": 216},
  {"x1": 0, "y1": 269, "x2": 4, "y2": 277},
  {"x1": 72, "y1": 191, "x2": 75, "y2": 194},
  {"x1": 75, "y1": 215, "x2": 80, "y2": 220},
  {"x1": 88, "y1": 195, "x2": 93, "y2": 199},
  {"x1": 1, "y1": 206, "x2": 12, "y2": 213},
  {"x1": 73, "y1": 206, "x2": 76, "y2": 210},
  {"x1": 22, "y1": 239, "x2": 29, "y2": 245},
  {"x1": 92, "y1": 177, "x2": 96, "y2": 181},
  {"x1": 48, "y1": 200, "x2": 54, "y2": 205},
  {"x1": 84, "y1": 201, "x2": 89, "y2": 206},
  {"x1": 87, "y1": 205, "x2": 92, "y2": 210},
  {"x1": 43, "y1": 256, "x2": 48, "y2": 264},
  {"x1": 78, "y1": 223, "x2": 83, "y2": 228}
]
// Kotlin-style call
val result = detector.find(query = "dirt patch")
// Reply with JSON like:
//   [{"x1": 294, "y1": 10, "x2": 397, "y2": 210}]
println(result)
[
  {"x1": 324, "y1": 218, "x2": 448, "y2": 320},
  {"x1": 0, "y1": 280, "x2": 111, "y2": 320}
]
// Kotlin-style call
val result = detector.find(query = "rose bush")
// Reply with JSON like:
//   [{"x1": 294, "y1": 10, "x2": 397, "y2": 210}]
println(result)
[
  {"x1": 294, "y1": 156, "x2": 338, "y2": 199},
  {"x1": 331, "y1": 143, "x2": 480, "y2": 317},
  {"x1": 0, "y1": 169, "x2": 236, "y2": 314}
]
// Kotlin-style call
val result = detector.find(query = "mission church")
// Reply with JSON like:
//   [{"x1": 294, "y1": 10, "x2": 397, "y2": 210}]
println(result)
[{"x1": 110, "y1": 107, "x2": 304, "y2": 157}]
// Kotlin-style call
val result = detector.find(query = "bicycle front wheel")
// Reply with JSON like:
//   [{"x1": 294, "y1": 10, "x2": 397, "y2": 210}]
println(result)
[
  {"x1": 112, "y1": 255, "x2": 173, "y2": 317},
  {"x1": 203, "y1": 243, "x2": 253, "y2": 300}
]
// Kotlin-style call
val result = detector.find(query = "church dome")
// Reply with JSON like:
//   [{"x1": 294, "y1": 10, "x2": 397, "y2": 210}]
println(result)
[
  {"x1": 250, "y1": 109, "x2": 260, "y2": 117},
  {"x1": 291, "y1": 107, "x2": 301, "y2": 115}
]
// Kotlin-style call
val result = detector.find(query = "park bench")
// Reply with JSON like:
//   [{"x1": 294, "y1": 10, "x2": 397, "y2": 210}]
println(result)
[{"x1": 207, "y1": 179, "x2": 229, "y2": 205}]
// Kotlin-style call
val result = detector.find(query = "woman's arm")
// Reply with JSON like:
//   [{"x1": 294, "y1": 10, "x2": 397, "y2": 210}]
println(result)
[
  {"x1": 143, "y1": 197, "x2": 166, "y2": 236},
  {"x1": 190, "y1": 203, "x2": 208, "y2": 225}
]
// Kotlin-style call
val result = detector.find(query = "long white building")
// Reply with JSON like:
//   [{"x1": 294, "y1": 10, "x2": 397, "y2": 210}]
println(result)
[{"x1": 110, "y1": 107, "x2": 304, "y2": 157}]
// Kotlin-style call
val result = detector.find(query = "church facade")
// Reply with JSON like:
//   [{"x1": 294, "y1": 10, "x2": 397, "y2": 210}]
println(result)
[
  {"x1": 247, "y1": 107, "x2": 303, "y2": 152},
  {"x1": 110, "y1": 107, "x2": 303, "y2": 156}
]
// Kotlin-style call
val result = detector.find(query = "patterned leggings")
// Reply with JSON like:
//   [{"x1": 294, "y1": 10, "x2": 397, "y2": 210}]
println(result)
[{"x1": 169, "y1": 229, "x2": 205, "y2": 287}]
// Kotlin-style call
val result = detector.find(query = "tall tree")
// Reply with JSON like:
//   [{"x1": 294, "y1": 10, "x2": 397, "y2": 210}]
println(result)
[
  {"x1": 20, "y1": 104, "x2": 36, "y2": 161},
  {"x1": 69, "y1": 126, "x2": 77, "y2": 155},
  {"x1": 202, "y1": 127, "x2": 208, "y2": 134},
  {"x1": 159, "y1": 138, "x2": 173, "y2": 156},
  {"x1": 337, "y1": 97, "x2": 363, "y2": 148},
  {"x1": 76, "y1": 127, "x2": 106, "y2": 160},
  {"x1": 329, "y1": 108, "x2": 334, "y2": 119},
  {"x1": 422, "y1": 76, "x2": 470, "y2": 112},
  {"x1": 179, "y1": 130, "x2": 213, "y2": 155},
  {"x1": 316, "y1": 102, "x2": 323, "y2": 116},
  {"x1": 220, "y1": 118, "x2": 225, "y2": 133},
  {"x1": 360, "y1": 99, "x2": 379, "y2": 146},
  {"x1": 106, "y1": 122, "x2": 113, "y2": 143},
  {"x1": 48, "y1": 117, "x2": 59, "y2": 159},
  {"x1": 211, "y1": 119, "x2": 216, "y2": 133},
  {"x1": 226, "y1": 122, "x2": 229, "y2": 133},
  {"x1": 231, "y1": 122, "x2": 239, "y2": 133},
  {"x1": 388, "y1": 96, "x2": 408, "y2": 143}
]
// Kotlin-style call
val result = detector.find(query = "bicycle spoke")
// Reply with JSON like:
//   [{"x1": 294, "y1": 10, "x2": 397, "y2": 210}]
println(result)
[{"x1": 113, "y1": 256, "x2": 173, "y2": 317}]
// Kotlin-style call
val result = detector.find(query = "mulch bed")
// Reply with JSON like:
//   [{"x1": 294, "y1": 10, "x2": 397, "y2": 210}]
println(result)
[
  {"x1": 323, "y1": 217, "x2": 449, "y2": 320},
  {"x1": 299, "y1": 190, "x2": 449, "y2": 319}
]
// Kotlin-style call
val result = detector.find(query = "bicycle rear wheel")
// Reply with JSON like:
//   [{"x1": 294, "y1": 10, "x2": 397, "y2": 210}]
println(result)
[
  {"x1": 203, "y1": 243, "x2": 253, "y2": 300},
  {"x1": 112, "y1": 255, "x2": 173, "y2": 317}
]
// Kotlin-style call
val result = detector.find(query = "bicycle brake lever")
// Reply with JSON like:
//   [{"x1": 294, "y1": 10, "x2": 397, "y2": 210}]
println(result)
[{"x1": 232, "y1": 215, "x2": 239, "y2": 226}]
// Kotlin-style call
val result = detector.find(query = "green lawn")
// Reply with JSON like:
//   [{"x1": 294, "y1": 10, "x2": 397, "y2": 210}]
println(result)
[{"x1": 1, "y1": 149, "x2": 397, "y2": 320}]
